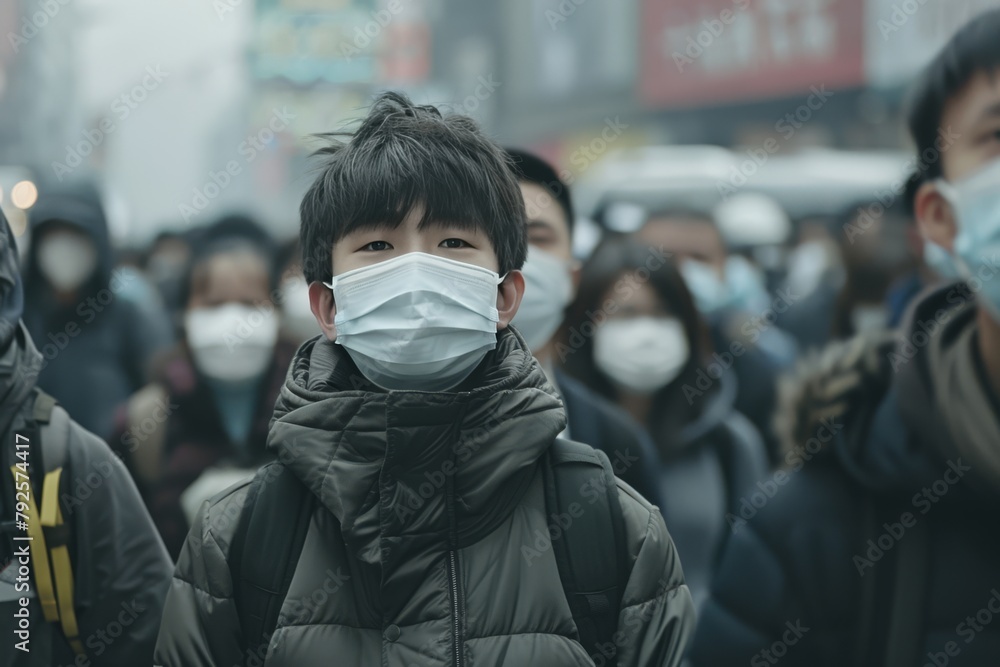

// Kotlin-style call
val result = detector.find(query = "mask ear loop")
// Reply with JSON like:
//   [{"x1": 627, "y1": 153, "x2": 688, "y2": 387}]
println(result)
[{"x1": 933, "y1": 178, "x2": 977, "y2": 280}]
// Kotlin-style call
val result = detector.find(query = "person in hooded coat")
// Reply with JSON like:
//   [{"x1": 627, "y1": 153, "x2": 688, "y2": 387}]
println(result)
[
  {"x1": 557, "y1": 235, "x2": 768, "y2": 612},
  {"x1": 22, "y1": 185, "x2": 172, "y2": 441},
  {"x1": 689, "y1": 13, "x2": 1000, "y2": 664},
  {"x1": 0, "y1": 211, "x2": 172, "y2": 666}
]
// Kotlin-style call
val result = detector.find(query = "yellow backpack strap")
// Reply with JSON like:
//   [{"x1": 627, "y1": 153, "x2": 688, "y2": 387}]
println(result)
[
  {"x1": 7, "y1": 465, "x2": 58, "y2": 621},
  {"x1": 40, "y1": 467, "x2": 83, "y2": 655}
]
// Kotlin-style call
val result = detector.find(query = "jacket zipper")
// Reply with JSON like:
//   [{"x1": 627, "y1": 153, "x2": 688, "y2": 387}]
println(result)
[{"x1": 449, "y1": 549, "x2": 463, "y2": 667}]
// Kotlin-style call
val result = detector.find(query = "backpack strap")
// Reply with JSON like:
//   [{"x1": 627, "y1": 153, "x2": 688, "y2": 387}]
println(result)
[
  {"x1": 5, "y1": 389, "x2": 84, "y2": 655},
  {"x1": 543, "y1": 438, "x2": 629, "y2": 666},
  {"x1": 228, "y1": 462, "x2": 314, "y2": 664}
]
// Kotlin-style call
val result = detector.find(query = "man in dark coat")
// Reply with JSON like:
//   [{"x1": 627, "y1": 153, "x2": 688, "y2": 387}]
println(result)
[
  {"x1": 0, "y1": 211, "x2": 173, "y2": 665},
  {"x1": 690, "y1": 11, "x2": 1000, "y2": 665}
]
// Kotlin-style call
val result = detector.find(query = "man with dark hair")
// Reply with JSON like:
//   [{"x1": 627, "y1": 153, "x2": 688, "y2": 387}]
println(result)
[
  {"x1": 155, "y1": 92, "x2": 694, "y2": 667},
  {"x1": 690, "y1": 10, "x2": 1000, "y2": 665},
  {"x1": 505, "y1": 147, "x2": 664, "y2": 507}
]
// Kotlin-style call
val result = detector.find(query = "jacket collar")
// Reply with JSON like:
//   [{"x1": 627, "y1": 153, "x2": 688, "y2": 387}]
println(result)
[{"x1": 267, "y1": 328, "x2": 566, "y2": 564}]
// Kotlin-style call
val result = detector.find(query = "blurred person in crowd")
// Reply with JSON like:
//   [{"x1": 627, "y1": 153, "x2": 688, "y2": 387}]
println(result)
[
  {"x1": 22, "y1": 184, "x2": 172, "y2": 440},
  {"x1": 635, "y1": 208, "x2": 784, "y2": 463},
  {"x1": 0, "y1": 211, "x2": 172, "y2": 666},
  {"x1": 143, "y1": 230, "x2": 192, "y2": 329},
  {"x1": 690, "y1": 12, "x2": 1000, "y2": 664},
  {"x1": 558, "y1": 235, "x2": 768, "y2": 610},
  {"x1": 712, "y1": 192, "x2": 799, "y2": 368},
  {"x1": 774, "y1": 216, "x2": 845, "y2": 352},
  {"x1": 155, "y1": 92, "x2": 694, "y2": 667},
  {"x1": 506, "y1": 147, "x2": 664, "y2": 507},
  {"x1": 829, "y1": 196, "x2": 917, "y2": 339},
  {"x1": 114, "y1": 220, "x2": 297, "y2": 559},
  {"x1": 275, "y1": 237, "x2": 322, "y2": 343}
]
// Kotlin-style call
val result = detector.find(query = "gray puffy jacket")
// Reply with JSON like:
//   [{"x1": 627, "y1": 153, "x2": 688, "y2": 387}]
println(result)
[{"x1": 155, "y1": 330, "x2": 694, "y2": 666}]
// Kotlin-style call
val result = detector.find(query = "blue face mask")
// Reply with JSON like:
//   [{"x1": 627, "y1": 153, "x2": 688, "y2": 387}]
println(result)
[
  {"x1": 724, "y1": 255, "x2": 770, "y2": 313},
  {"x1": 923, "y1": 240, "x2": 960, "y2": 280},
  {"x1": 680, "y1": 259, "x2": 733, "y2": 315},
  {"x1": 938, "y1": 159, "x2": 1000, "y2": 318}
]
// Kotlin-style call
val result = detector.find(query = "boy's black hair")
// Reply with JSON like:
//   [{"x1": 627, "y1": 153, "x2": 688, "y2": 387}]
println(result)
[
  {"x1": 505, "y1": 148, "x2": 575, "y2": 236},
  {"x1": 299, "y1": 92, "x2": 527, "y2": 284},
  {"x1": 907, "y1": 8, "x2": 1000, "y2": 180}
]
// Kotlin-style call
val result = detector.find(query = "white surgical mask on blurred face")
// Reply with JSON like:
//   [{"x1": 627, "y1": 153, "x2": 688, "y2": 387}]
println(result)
[
  {"x1": 37, "y1": 231, "x2": 97, "y2": 292},
  {"x1": 593, "y1": 316, "x2": 689, "y2": 394},
  {"x1": 511, "y1": 246, "x2": 574, "y2": 352},
  {"x1": 938, "y1": 159, "x2": 1000, "y2": 318},
  {"x1": 325, "y1": 252, "x2": 503, "y2": 392},
  {"x1": 725, "y1": 255, "x2": 770, "y2": 313},
  {"x1": 185, "y1": 303, "x2": 278, "y2": 383},
  {"x1": 680, "y1": 259, "x2": 732, "y2": 315},
  {"x1": 280, "y1": 278, "x2": 320, "y2": 341}
]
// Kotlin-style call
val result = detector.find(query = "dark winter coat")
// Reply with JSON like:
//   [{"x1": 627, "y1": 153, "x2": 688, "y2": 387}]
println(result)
[
  {"x1": 0, "y1": 212, "x2": 172, "y2": 666},
  {"x1": 154, "y1": 329, "x2": 695, "y2": 666},
  {"x1": 690, "y1": 283, "x2": 1000, "y2": 666}
]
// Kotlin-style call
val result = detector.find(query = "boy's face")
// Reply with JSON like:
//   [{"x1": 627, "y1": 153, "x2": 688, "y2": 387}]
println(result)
[
  {"x1": 307, "y1": 206, "x2": 524, "y2": 341},
  {"x1": 916, "y1": 71, "x2": 1000, "y2": 251}
]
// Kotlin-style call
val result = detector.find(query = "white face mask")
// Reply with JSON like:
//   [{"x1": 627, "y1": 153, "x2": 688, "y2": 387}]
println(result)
[
  {"x1": 325, "y1": 252, "x2": 503, "y2": 392},
  {"x1": 511, "y1": 246, "x2": 573, "y2": 352},
  {"x1": 680, "y1": 259, "x2": 732, "y2": 315},
  {"x1": 185, "y1": 303, "x2": 279, "y2": 383},
  {"x1": 37, "y1": 231, "x2": 97, "y2": 292},
  {"x1": 593, "y1": 316, "x2": 690, "y2": 394},
  {"x1": 280, "y1": 278, "x2": 320, "y2": 341},
  {"x1": 938, "y1": 159, "x2": 1000, "y2": 317}
]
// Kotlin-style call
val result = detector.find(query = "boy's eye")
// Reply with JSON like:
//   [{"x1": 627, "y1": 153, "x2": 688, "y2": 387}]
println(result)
[
  {"x1": 440, "y1": 238, "x2": 470, "y2": 249},
  {"x1": 361, "y1": 240, "x2": 391, "y2": 251}
]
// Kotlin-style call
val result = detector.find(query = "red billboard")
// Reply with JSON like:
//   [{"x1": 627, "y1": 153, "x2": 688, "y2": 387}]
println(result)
[{"x1": 640, "y1": 0, "x2": 865, "y2": 108}]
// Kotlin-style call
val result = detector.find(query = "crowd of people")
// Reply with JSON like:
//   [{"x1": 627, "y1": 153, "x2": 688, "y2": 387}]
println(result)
[{"x1": 2, "y1": 9, "x2": 1000, "y2": 667}]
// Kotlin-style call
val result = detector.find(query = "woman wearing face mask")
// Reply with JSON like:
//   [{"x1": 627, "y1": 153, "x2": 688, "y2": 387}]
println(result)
[
  {"x1": 113, "y1": 230, "x2": 298, "y2": 559},
  {"x1": 558, "y1": 236, "x2": 769, "y2": 611}
]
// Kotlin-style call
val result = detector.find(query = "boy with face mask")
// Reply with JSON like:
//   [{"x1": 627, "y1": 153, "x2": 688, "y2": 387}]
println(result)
[
  {"x1": 155, "y1": 92, "x2": 694, "y2": 667},
  {"x1": 689, "y1": 11, "x2": 1000, "y2": 666}
]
